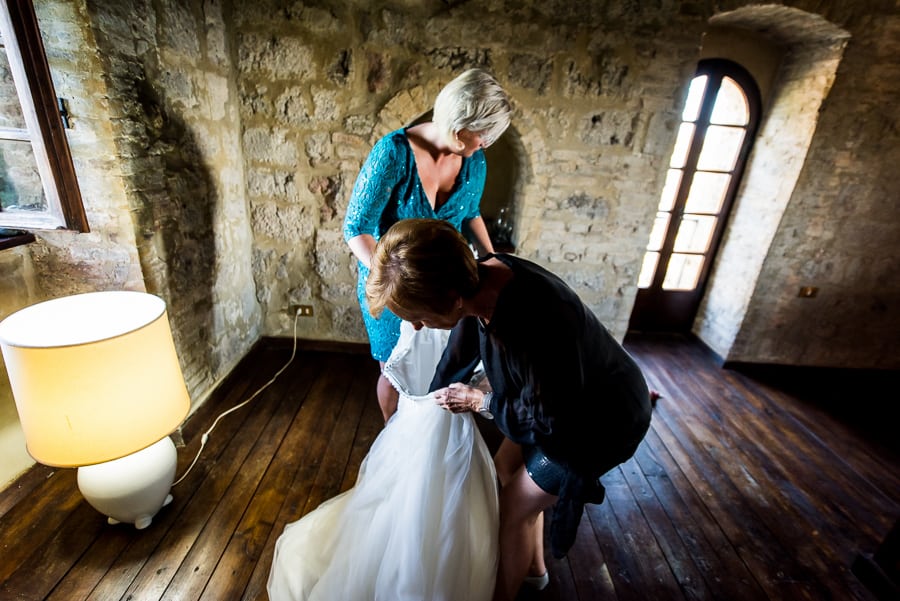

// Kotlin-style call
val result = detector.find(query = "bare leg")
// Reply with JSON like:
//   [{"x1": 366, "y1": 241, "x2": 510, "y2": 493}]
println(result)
[
  {"x1": 493, "y1": 438, "x2": 521, "y2": 487},
  {"x1": 376, "y1": 362, "x2": 399, "y2": 423},
  {"x1": 530, "y1": 512, "x2": 547, "y2": 577},
  {"x1": 492, "y1": 440, "x2": 556, "y2": 601},
  {"x1": 494, "y1": 440, "x2": 547, "y2": 579}
]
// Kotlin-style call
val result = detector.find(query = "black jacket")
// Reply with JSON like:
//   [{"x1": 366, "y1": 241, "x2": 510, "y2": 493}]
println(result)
[{"x1": 430, "y1": 254, "x2": 652, "y2": 557}]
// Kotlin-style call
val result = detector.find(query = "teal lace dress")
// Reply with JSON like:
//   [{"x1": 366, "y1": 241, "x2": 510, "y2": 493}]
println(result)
[{"x1": 342, "y1": 128, "x2": 487, "y2": 360}]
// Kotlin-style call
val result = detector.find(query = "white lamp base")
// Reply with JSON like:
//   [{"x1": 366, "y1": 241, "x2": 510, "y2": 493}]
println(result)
[{"x1": 76, "y1": 436, "x2": 178, "y2": 529}]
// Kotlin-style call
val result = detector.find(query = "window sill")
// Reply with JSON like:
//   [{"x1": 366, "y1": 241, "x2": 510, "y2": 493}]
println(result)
[{"x1": 0, "y1": 231, "x2": 36, "y2": 251}]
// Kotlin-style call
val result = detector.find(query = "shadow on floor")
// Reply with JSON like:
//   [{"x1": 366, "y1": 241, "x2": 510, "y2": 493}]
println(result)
[{"x1": 728, "y1": 361, "x2": 900, "y2": 458}]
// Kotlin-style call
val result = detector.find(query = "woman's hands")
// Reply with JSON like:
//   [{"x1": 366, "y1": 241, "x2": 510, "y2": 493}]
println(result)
[{"x1": 434, "y1": 382, "x2": 484, "y2": 413}]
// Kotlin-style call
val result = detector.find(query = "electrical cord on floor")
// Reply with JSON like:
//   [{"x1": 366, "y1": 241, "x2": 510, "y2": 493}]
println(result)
[{"x1": 172, "y1": 308, "x2": 301, "y2": 487}]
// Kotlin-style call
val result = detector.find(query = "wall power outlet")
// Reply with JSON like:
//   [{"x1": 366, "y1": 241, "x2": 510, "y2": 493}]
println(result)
[{"x1": 292, "y1": 304, "x2": 314, "y2": 317}]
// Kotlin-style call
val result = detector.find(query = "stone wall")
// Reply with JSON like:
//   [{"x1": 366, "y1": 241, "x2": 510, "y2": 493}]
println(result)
[
  {"x1": 725, "y1": 5, "x2": 900, "y2": 367},
  {"x1": 234, "y1": 0, "x2": 900, "y2": 371},
  {"x1": 235, "y1": 0, "x2": 706, "y2": 343},
  {"x1": 695, "y1": 7, "x2": 850, "y2": 361},
  {"x1": 0, "y1": 0, "x2": 262, "y2": 486},
  {"x1": 85, "y1": 0, "x2": 262, "y2": 384},
  {"x1": 697, "y1": 1, "x2": 900, "y2": 368}
]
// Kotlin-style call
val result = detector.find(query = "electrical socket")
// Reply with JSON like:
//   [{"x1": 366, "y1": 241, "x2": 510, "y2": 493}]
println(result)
[{"x1": 292, "y1": 304, "x2": 314, "y2": 317}]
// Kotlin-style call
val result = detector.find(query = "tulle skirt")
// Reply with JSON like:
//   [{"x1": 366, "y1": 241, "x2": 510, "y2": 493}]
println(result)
[{"x1": 267, "y1": 324, "x2": 499, "y2": 601}]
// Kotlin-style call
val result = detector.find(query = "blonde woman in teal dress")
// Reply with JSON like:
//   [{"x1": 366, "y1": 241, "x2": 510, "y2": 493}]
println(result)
[{"x1": 343, "y1": 68, "x2": 512, "y2": 423}]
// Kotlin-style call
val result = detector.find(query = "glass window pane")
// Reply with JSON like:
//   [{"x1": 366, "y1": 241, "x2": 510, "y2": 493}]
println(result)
[
  {"x1": 0, "y1": 139, "x2": 47, "y2": 211},
  {"x1": 684, "y1": 171, "x2": 731, "y2": 214},
  {"x1": 710, "y1": 77, "x2": 749, "y2": 126},
  {"x1": 0, "y1": 1, "x2": 88, "y2": 232},
  {"x1": 0, "y1": 46, "x2": 27, "y2": 129},
  {"x1": 673, "y1": 214, "x2": 717, "y2": 253},
  {"x1": 682, "y1": 75, "x2": 707, "y2": 122},
  {"x1": 697, "y1": 125, "x2": 745, "y2": 171},
  {"x1": 669, "y1": 122, "x2": 695, "y2": 169},
  {"x1": 658, "y1": 169, "x2": 682, "y2": 211},
  {"x1": 662, "y1": 253, "x2": 704, "y2": 290},
  {"x1": 638, "y1": 251, "x2": 659, "y2": 289},
  {"x1": 647, "y1": 211, "x2": 670, "y2": 251}
]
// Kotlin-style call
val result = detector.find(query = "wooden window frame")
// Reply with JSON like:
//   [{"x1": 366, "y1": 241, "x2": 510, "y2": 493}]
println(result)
[
  {"x1": 656, "y1": 59, "x2": 761, "y2": 295},
  {"x1": 630, "y1": 58, "x2": 761, "y2": 332},
  {"x1": 0, "y1": 0, "x2": 88, "y2": 233}
]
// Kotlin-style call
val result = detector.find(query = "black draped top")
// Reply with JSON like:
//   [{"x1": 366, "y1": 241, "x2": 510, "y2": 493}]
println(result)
[{"x1": 430, "y1": 254, "x2": 652, "y2": 557}]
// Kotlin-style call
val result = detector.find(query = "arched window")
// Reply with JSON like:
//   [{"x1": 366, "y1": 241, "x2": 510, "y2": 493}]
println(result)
[{"x1": 630, "y1": 59, "x2": 761, "y2": 332}]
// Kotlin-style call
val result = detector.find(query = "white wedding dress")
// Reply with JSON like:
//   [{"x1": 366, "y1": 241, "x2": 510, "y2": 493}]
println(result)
[{"x1": 267, "y1": 323, "x2": 499, "y2": 601}]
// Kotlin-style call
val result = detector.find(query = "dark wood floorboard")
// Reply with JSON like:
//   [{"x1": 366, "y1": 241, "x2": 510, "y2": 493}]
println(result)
[{"x1": 1, "y1": 333, "x2": 897, "y2": 601}]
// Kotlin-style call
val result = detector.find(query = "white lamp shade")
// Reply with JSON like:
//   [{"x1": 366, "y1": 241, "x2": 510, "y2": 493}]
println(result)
[{"x1": 0, "y1": 291, "x2": 191, "y2": 467}]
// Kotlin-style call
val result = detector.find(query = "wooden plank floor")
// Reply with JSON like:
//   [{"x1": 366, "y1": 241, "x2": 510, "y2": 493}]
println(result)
[{"x1": 1, "y1": 333, "x2": 897, "y2": 600}]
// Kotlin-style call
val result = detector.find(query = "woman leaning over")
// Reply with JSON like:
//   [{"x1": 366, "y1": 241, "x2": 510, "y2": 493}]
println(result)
[{"x1": 366, "y1": 218, "x2": 654, "y2": 601}]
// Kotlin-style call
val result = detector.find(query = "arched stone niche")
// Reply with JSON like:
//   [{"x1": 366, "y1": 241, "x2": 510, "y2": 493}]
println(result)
[
  {"x1": 481, "y1": 126, "x2": 527, "y2": 252},
  {"x1": 692, "y1": 5, "x2": 851, "y2": 362}
]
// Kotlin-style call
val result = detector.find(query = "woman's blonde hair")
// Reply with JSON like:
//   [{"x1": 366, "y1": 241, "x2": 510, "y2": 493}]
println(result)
[
  {"x1": 366, "y1": 219, "x2": 479, "y2": 319},
  {"x1": 433, "y1": 68, "x2": 511, "y2": 150}
]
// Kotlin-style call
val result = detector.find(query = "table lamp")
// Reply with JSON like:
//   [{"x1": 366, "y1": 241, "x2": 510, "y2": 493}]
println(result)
[{"x1": 0, "y1": 290, "x2": 191, "y2": 529}]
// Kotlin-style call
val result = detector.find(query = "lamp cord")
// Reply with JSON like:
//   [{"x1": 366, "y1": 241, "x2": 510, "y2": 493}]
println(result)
[{"x1": 172, "y1": 309, "x2": 301, "y2": 487}]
